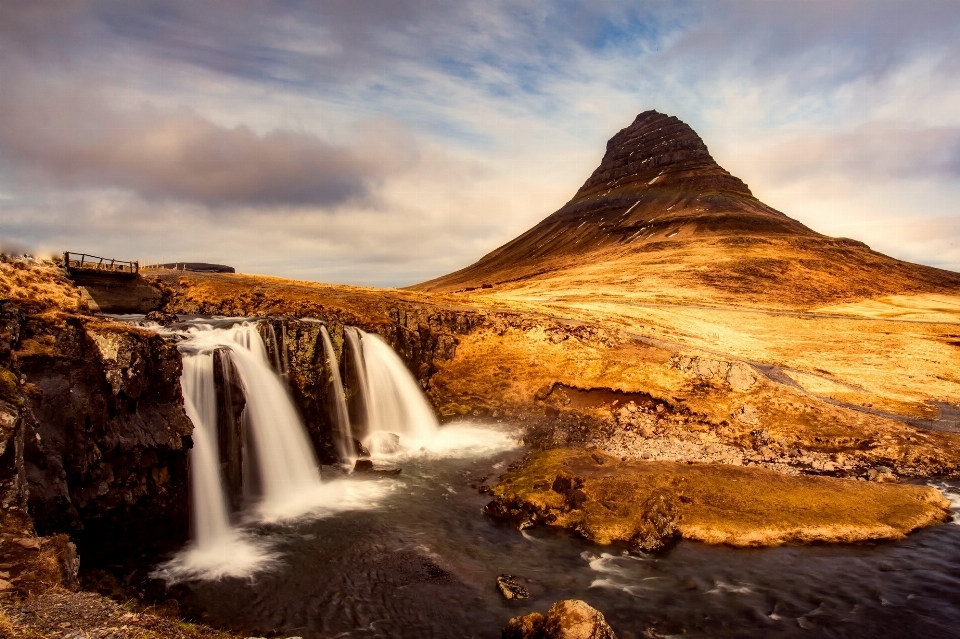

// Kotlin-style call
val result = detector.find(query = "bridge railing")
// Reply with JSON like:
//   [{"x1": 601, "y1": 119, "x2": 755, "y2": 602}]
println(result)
[{"x1": 63, "y1": 252, "x2": 139, "y2": 274}]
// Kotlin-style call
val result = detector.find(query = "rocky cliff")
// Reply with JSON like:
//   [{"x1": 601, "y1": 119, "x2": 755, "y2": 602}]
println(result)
[{"x1": 0, "y1": 258, "x2": 193, "y2": 588}]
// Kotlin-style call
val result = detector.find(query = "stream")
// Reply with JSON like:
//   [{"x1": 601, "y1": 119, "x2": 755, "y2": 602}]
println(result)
[{"x1": 163, "y1": 422, "x2": 960, "y2": 639}]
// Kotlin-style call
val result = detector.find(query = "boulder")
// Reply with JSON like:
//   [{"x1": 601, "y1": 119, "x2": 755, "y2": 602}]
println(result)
[
  {"x1": 727, "y1": 362, "x2": 757, "y2": 392},
  {"x1": 503, "y1": 612, "x2": 545, "y2": 639},
  {"x1": 503, "y1": 600, "x2": 616, "y2": 639}
]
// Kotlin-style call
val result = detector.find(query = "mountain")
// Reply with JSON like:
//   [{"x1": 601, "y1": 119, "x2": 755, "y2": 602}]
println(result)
[{"x1": 415, "y1": 111, "x2": 960, "y2": 308}]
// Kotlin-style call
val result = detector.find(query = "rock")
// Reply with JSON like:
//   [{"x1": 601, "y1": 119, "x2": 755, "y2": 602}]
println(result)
[
  {"x1": 735, "y1": 405, "x2": 760, "y2": 426},
  {"x1": 544, "y1": 600, "x2": 617, "y2": 639},
  {"x1": 0, "y1": 579, "x2": 12, "y2": 591},
  {"x1": 353, "y1": 438, "x2": 370, "y2": 458},
  {"x1": 143, "y1": 310, "x2": 180, "y2": 326},
  {"x1": 504, "y1": 600, "x2": 617, "y2": 639},
  {"x1": 727, "y1": 362, "x2": 757, "y2": 392},
  {"x1": 353, "y1": 459, "x2": 374, "y2": 473},
  {"x1": 14, "y1": 537, "x2": 41, "y2": 550},
  {"x1": 503, "y1": 612, "x2": 546, "y2": 639},
  {"x1": 497, "y1": 574, "x2": 530, "y2": 600},
  {"x1": 351, "y1": 458, "x2": 401, "y2": 476},
  {"x1": 693, "y1": 358, "x2": 723, "y2": 380},
  {"x1": 874, "y1": 466, "x2": 897, "y2": 483}
]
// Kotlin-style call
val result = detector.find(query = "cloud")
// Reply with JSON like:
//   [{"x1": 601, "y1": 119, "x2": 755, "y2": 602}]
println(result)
[
  {"x1": 0, "y1": 86, "x2": 406, "y2": 208},
  {"x1": 743, "y1": 121, "x2": 960, "y2": 185},
  {"x1": 0, "y1": 0, "x2": 959, "y2": 284}
]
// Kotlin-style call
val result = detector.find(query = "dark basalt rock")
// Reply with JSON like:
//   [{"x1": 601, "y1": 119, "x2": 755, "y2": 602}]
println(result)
[
  {"x1": 353, "y1": 459, "x2": 374, "y2": 473},
  {"x1": 13, "y1": 313, "x2": 193, "y2": 568}
]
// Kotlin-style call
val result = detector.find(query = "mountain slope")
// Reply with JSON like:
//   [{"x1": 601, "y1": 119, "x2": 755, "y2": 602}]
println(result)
[{"x1": 415, "y1": 111, "x2": 960, "y2": 309}]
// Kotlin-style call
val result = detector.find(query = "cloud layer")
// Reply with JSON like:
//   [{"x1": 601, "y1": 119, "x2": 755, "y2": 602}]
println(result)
[{"x1": 1, "y1": 1, "x2": 958, "y2": 283}]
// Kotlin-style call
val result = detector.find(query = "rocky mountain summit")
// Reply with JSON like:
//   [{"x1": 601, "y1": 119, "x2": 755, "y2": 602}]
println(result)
[{"x1": 417, "y1": 111, "x2": 960, "y2": 308}]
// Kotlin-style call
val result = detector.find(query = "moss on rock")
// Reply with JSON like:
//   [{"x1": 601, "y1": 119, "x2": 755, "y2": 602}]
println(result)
[{"x1": 487, "y1": 448, "x2": 952, "y2": 549}]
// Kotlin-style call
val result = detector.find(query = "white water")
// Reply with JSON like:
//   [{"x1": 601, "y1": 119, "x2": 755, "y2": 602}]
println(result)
[
  {"x1": 137, "y1": 317, "x2": 515, "y2": 582},
  {"x1": 320, "y1": 325, "x2": 354, "y2": 464},
  {"x1": 343, "y1": 327, "x2": 369, "y2": 432},
  {"x1": 181, "y1": 353, "x2": 231, "y2": 547},
  {"x1": 226, "y1": 342, "x2": 323, "y2": 518},
  {"x1": 356, "y1": 330, "x2": 440, "y2": 454},
  {"x1": 153, "y1": 321, "x2": 328, "y2": 581},
  {"x1": 154, "y1": 332, "x2": 277, "y2": 583}
]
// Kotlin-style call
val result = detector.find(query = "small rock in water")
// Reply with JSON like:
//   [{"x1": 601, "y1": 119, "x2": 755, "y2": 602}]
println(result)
[
  {"x1": 353, "y1": 459, "x2": 374, "y2": 473},
  {"x1": 144, "y1": 310, "x2": 180, "y2": 325},
  {"x1": 497, "y1": 574, "x2": 530, "y2": 600},
  {"x1": 352, "y1": 458, "x2": 401, "y2": 476},
  {"x1": 503, "y1": 599, "x2": 617, "y2": 639},
  {"x1": 503, "y1": 612, "x2": 545, "y2": 638}
]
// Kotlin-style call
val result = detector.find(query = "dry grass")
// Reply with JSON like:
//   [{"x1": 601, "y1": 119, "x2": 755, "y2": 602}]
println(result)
[{"x1": 0, "y1": 258, "x2": 87, "y2": 315}]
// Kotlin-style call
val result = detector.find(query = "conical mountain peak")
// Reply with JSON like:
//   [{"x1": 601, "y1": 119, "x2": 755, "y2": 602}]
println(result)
[
  {"x1": 574, "y1": 110, "x2": 753, "y2": 201},
  {"x1": 415, "y1": 111, "x2": 960, "y2": 306}
]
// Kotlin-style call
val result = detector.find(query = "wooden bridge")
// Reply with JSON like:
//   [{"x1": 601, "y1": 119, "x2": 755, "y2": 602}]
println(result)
[{"x1": 63, "y1": 252, "x2": 139, "y2": 275}]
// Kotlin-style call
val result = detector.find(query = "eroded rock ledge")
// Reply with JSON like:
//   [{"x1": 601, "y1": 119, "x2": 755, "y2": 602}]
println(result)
[{"x1": 485, "y1": 448, "x2": 952, "y2": 551}]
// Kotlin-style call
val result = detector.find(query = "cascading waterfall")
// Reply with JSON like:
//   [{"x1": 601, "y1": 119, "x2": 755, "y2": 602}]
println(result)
[
  {"x1": 180, "y1": 352, "x2": 232, "y2": 548},
  {"x1": 320, "y1": 326, "x2": 354, "y2": 464},
  {"x1": 173, "y1": 322, "x2": 324, "y2": 520},
  {"x1": 343, "y1": 327, "x2": 369, "y2": 431},
  {"x1": 355, "y1": 329, "x2": 440, "y2": 454},
  {"x1": 143, "y1": 315, "x2": 509, "y2": 582}
]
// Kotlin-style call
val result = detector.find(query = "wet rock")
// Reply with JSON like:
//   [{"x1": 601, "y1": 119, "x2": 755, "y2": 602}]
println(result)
[
  {"x1": 497, "y1": 574, "x2": 530, "y2": 600},
  {"x1": 354, "y1": 438, "x2": 370, "y2": 458},
  {"x1": 503, "y1": 611, "x2": 546, "y2": 639},
  {"x1": 503, "y1": 600, "x2": 617, "y2": 639},
  {"x1": 353, "y1": 459, "x2": 374, "y2": 473},
  {"x1": 352, "y1": 459, "x2": 401, "y2": 476},
  {"x1": 143, "y1": 311, "x2": 179, "y2": 326},
  {"x1": 629, "y1": 493, "x2": 680, "y2": 553}
]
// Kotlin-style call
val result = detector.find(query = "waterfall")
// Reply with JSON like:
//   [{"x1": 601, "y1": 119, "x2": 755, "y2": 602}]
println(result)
[
  {"x1": 150, "y1": 318, "x2": 399, "y2": 582},
  {"x1": 180, "y1": 353, "x2": 232, "y2": 547},
  {"x1": 320, "y1": 326, "x2": 354, "y2": 464},
  {"x1": 344, "y1": 327, "x2": 369, "y2": 434},
  {"x1": 356, "y1": 329, "x2": 439, "y2": 454},
  {"x1": 175, "y1": 322, "x2": 322, "y2": 519}
]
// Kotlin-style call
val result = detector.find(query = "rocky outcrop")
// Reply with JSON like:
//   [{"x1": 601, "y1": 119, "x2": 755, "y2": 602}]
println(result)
[
  {"x1": 503, "y1": 600, "x2": 617, "y2": 639},
  {"x1": 10, "y1": 312, "x2": 193, "y2": 567},
  {"x1": 486, "y1": 448, "x2": 952, "y2": 549},
  {"x1": 576, "y1": 110, "x2": 751, "y2": 198},
  {"x1": 670, "y1": 354, "x2": 758, "y2": 391}
]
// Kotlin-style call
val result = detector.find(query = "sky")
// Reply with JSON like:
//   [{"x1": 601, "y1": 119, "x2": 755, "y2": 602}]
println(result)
[{"x1": 1, "y1": 1, "x2": 959, "y2": 286}]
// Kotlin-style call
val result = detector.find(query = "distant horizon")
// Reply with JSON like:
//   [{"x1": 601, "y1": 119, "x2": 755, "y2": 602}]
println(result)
[{"x1": 2, "y1": 2, "x2": 958, "y2": 286}]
